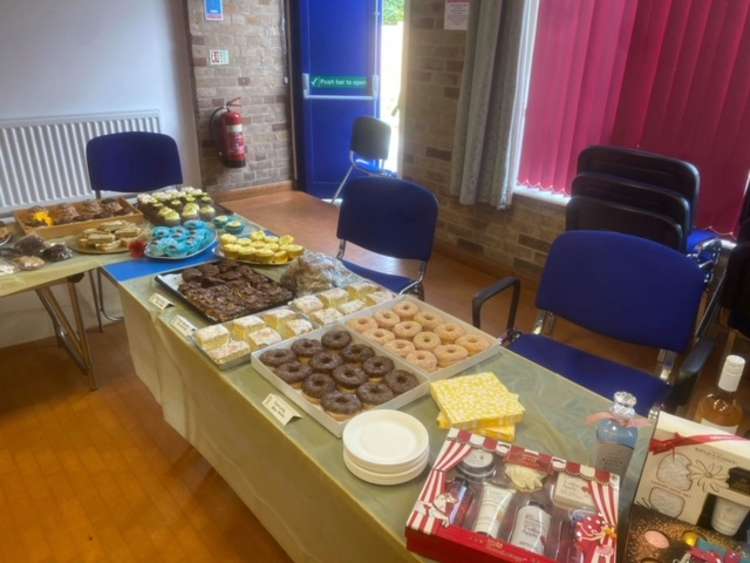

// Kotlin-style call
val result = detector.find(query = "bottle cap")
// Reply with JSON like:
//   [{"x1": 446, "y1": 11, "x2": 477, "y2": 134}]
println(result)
[
  {"x1": 611, "y1": 391, "x2": 637, "y2": 419},
  {"x1": 718, "y1": 355, "x2": 745, "y2": 392}
]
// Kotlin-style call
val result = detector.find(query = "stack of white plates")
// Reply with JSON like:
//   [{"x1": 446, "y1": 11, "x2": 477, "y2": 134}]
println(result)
[{"x1": 342, "y1": 410, "x2": 430, "y2": 486}]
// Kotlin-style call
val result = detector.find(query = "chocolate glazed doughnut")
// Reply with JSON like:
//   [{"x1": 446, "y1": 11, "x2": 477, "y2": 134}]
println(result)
[
  {"x1": 362, "y1": 356, "x2": 394, "y2": 382},
  {"x1": 340, "y1": 343, "x2": 375, "y2": 364},
  {"x1": 291, "y1": 338, "x2": 324, "y2": 361},
  {"x1": 357, "y1": 382, "x2": 394, "y2": 408},
  {"x1": 260, "y1": 348, "x2": 296, "y2": 367},
  {"x1": 302, "y1": 373, "x2": 336, "y2": 404},
  {"x1": 385, "y1": 370, "x2": 419, "y2": 395},
  {"x1": 321, "y1": 329, "x2": 352, "y2": 350},
  {"x1": 274, "y1": 361, "x2": 312, "y2": 388},
  {"x1": 321, "y1": 391, "x2": 362, "y2": 421},
  {"x1": 332, "y1": 364, "x2": 368, "y2": 392},
  {"x1": 310, "y1": 350, "x2": 343, "y2": 373}
]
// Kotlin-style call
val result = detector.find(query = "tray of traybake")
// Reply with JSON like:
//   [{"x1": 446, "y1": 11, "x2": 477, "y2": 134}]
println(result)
[
  {"x1": 251, "y1": 325, "x2": 429, "y2": 437},
  {"x1": 340, "y1": 295, "x2": 501, "y2": 382},
  {"x1": 155, "y1": 259, "x2": 294, "y2": 323},
  {"x1": 285, "y1": 282, "x2": 396, "y2": 328}
]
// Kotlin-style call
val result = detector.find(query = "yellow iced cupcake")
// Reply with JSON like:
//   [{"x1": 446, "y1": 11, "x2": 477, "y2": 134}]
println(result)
[
  {"x1": 238, "y1": 247, "x2": 254, "y2": 261},
  {"x1": 279, "y1": 235, "x2": 294, "y2": 246},
  {"x1": 220, "y1": 233, "x2": 237, "y2": 245},
  {"x1": 270, "y1": 250, "x2": 288, "y2": 264},
  {"x1": 237, "y1": 238, "x2": 253, "y2": 246},
  {"x1": 265, "y1": 243, "x2": 280, "y2": 252},
  {"x1": 284, "y1": 244, "x2": 304, "y2": 258},
  {"x1": 223, "y1": 244, "x2": 240, "y2": 259},
  {"x1": 251, "y1": 240, "x2": 268, "y2": 249},
  {"x1": 255, "y1": 248, "x2": 273, "y2": 263},
  {"x1": 251, "y1": 230, "x2": 266, "y2": 241}
]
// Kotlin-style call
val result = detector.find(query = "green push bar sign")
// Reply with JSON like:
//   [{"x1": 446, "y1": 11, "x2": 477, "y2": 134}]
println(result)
[{"x1": 310, "y1": 75, "x2": 368, "y2": 89}]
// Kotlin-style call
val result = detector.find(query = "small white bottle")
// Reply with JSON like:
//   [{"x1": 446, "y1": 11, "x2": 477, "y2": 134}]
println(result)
[{"x1": 509, "y1": 500, "x2": 551, "y2": 555}]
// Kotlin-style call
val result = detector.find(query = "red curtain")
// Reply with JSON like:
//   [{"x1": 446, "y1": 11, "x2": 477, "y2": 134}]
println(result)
[{"x1": 518, "y1": 0, "x2": 750, "y2": 234}]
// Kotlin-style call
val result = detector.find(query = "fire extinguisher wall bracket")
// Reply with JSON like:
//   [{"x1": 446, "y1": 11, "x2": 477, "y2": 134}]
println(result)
[{"x1": 209, "y1": 98, "x2": 247, "y2": 169}]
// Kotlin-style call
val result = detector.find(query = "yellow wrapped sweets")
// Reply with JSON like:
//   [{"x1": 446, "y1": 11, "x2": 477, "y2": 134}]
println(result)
[
  {"x1": 435, "y1": 411, "x2": 516, "y2": 442},
  {"x1": 430, "y1": 372, "x2": 525, "y2": 428}
]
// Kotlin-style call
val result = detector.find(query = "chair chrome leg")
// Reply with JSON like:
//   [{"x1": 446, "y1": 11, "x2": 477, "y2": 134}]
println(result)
[
  {"x1": 88, "y1": 270, "x2": 104, "y2": 332},
  {"x1": 331, "y1": 165, "x2": 355, "y2": 203}
]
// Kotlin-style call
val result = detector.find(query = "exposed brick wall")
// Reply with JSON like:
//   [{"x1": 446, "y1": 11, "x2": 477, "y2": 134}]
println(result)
[
  {"x1": 186, "y1": 0, "x2": 292, "y2": 192},
  {"x1": 402, "y1": 0, "x2": 565, "y2": 280}
]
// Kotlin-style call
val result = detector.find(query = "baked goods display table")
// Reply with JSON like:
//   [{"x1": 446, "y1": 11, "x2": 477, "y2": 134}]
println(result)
[{"x1": 114, "y1": 215, "x2": 650, "y2": 562}]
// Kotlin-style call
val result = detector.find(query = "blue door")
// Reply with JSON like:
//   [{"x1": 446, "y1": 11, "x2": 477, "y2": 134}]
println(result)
[{"x1": 294, "y1": 0, "x2": 382, "y2": 198}]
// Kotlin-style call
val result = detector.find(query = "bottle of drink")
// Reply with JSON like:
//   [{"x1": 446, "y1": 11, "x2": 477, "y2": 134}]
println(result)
[
  {"x1": 696, "y1": 355, "x2": 746, "y2": 434},
  {"x1": 594, "y1": 391, "x2": 639, "y2": 476}
]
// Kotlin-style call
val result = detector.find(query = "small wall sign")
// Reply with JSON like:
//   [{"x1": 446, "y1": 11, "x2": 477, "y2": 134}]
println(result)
[
  {"x1": 444, "y1": 0, "x2": 470, "y2": 30},
  {"x1": 209, "y1": 49, "x2": 230, "y2": 65},
  {"x1": 310, "y1": 75, "x2": 368, "y2": 89},
  {"x1": 205, "y1": 0, "x2": 224, "y2": 22}
]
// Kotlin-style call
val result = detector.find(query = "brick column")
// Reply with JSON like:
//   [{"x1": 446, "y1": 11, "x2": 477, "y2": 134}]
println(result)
[
  {"x1": 185, "y1": 0, "x2": 292, "y2": 192},
  {"x1": 402, "y1": 0, "x2": 564, "y2": 280}
]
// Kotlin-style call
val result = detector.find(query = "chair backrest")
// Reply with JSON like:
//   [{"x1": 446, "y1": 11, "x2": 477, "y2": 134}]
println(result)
[
  {"x1": 572, "y1": 173, "x2": 691, "y2": 238},
  {"x1": 578, "y1": 145, "x2": 700, "y2": 227},
  {"x1": 351, "y1": 117, "x2": 391, "y2": 161},
  {"x1": 337, "y1": 176, "x2": 438, "y2": 262},
  {"x1": 86, "y1": 132, "x2": 183, "y2": 194},
  {"x1": 537, "y1": 230, "x2": 705, "y2": 353},
  {"x1": 722, "y1": 242, "x2": 750, "y2": 338},
  {"x1": 566, "y1": 195, "x2": 685, "y2": 252}
]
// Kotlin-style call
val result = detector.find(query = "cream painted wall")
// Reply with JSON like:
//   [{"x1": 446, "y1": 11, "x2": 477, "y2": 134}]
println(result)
[
  {"x1": 0, "y1": 0, "x2": 198, "y2": 347},
  {"x1": 0, "y1": 0, "x2": 200, "y2": 185}
]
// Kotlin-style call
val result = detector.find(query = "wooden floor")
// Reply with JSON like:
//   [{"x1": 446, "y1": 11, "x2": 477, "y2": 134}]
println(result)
[{"x1": 0, "y1": 190, "x2": 738, "y2": 562}]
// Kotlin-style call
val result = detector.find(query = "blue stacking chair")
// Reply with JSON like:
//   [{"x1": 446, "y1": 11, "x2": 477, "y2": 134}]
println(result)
[
  {"x1": 332, "y1": 117, "x2": 396, "y2": 202},
  {"x1": 473, "y1": 231, "x2": 714, "y2": 416},
  {"x1": 337, "y1": 176, "x2": 438, "y2": 299},
  {"x1": 86, "y1": 132, "x2": 183, "y2": 326},
  {"x1": 87, "y1": 132, "x2": 183, "y2": 198}
]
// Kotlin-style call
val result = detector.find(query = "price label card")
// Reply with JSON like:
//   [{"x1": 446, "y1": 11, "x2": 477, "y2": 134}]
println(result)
[
  {"x1": 148, "y1": 293, "x2": 173, "y2": 311},
  {"x1": 263, "y1": 394, "x2": 301, "y2": 427},
  {"x1": 171, "y1": 315, "x2": 197, "y2": 339}
]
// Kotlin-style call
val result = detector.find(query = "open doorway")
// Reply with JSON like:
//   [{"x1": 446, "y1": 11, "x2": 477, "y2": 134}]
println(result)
[{"x1": 380, "y1": 0, "x2": 405, "y2": 173}]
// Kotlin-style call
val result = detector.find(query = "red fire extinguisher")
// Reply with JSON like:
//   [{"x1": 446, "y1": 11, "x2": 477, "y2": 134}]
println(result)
[{"x1": 210, "y1": 97, "x2": 246, "y2": 168}]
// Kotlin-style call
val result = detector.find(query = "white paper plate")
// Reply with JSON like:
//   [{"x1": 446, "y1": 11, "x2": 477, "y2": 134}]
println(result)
[
  {"x1": 343, "y1": 449, "x2": 429, "y2": 486},
  {"x1": 342, "y1": 409, "x2": 429, "y2": 473}
]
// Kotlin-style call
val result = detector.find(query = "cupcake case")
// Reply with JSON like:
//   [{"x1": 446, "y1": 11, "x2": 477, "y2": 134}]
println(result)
[{"x1": 251, "y1": 325, "x2": 431, "y2": 437}]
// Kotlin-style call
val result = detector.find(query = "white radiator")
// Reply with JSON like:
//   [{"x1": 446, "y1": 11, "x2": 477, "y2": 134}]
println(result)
[{"x1": 0, "y1": 110, "x2": 160, "y2": 212}]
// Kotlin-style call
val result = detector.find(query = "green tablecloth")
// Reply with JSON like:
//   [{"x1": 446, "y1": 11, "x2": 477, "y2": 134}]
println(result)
[{"x1": 117, "y1": 268, "x2": 649, "y2": 563}]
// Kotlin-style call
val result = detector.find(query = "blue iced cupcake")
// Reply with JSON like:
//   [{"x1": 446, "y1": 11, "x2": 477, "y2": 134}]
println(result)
[
  {"x1": 151, "y1": 226, "x2": 171, "y2": 240},
  {"x1": 213, "y1": 215, "x2": 230, "y2": 229}
]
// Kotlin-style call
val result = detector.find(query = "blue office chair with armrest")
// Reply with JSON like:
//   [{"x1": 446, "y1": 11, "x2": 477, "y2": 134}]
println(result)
[
  {"x1": 332, "y1": 117, "x2": 396, "y2": 202},
  {"x1": 86, "y1": 131, "x2": 183, "y2": 326},
  {"x1": 473, "y1": 231, "x2": 713, "y2": 416},
  {"x1": 336, "y1": 176, "x2": 438, "y2": 299}
]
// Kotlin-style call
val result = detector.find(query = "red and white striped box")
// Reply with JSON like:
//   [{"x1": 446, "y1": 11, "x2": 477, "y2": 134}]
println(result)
[{"x1": 405, "y1": 429, "x2": 620, "y2": 563}]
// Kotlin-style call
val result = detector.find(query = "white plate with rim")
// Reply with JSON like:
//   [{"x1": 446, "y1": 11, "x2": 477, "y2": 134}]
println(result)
[
  {"x1": 342, "y1": 409, "x2": 429, "y2": 474},
  {"x1": 343, "y1": 448, "x2": 429, "y2": 486}
]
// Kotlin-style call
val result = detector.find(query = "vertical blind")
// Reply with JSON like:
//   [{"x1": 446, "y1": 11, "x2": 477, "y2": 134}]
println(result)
[{"x1": 518, "y1": 0, "x2": 750, "y2": 234}]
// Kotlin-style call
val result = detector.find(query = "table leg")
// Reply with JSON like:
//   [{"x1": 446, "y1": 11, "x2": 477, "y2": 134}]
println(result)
[
  {"x1": 35, "y1": 279, "x2": 97, "y2": 390},
  {"x1": 88, "y1": 270, "x2": 104, "y2": 332}
]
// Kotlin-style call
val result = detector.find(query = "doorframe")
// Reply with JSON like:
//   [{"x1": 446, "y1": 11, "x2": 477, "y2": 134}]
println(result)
[
  {"x1": 396, "y1": 0, "x2": 411, "y2": 175},
  {"x1": 283, "y1": 0, "x2": 300, "y2": 186}
]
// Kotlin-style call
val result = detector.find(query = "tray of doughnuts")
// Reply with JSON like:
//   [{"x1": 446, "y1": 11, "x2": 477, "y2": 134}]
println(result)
[
  {"x1": 251, "y1": 325, "x2": 429, "y2": 437},
  {"x1": 341, "y1": 296, "x2": 502, "y2": 382}
]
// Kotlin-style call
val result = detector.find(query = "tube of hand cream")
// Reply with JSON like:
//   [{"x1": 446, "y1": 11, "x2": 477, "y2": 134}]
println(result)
[{"x1": 472, "y1": 482, "x2": 516, "y2": 538}]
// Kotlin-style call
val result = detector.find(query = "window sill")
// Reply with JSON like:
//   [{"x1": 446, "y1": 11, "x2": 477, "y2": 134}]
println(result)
[{"x1": 513, "y1": 184, "x2": 570, "y2": 207}]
